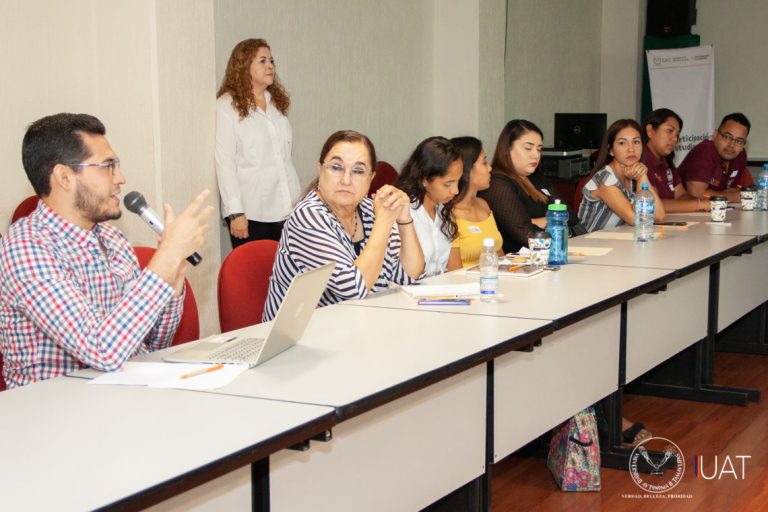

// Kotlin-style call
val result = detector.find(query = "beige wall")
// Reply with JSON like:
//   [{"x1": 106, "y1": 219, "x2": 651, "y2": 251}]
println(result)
[
  {"x1": 154, "y1": 0, "x2": 219, "y2": 335},
  {"x1": 694, "y1": 0, "x2": 768, "y2": 157},
  {"x1": 478, "y1": 0, "x2": 508, "y2": 149},
  {"x1": 433, "y1": 0, "x2": 479, "y2": 137},
  {"x1": 599, "y1": 0, "x2": 646, "y2": 122},
  {"x1": 504, "y1": 0, "x2": 603, "y2": 145},
  {"x1": 431, "y1": 0, "x2": 507, "y2": 145}
]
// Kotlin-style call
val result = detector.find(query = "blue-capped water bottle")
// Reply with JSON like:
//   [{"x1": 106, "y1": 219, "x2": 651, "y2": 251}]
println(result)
[
  {"x1": 545, "y1": 200, "x2": 568, "y2": 265},
  {"x1": 634, "y1": 182, "x2": 655, "y2": 242},
  {"x1": 757, "y1": 164, "x2": 768, "y2": 210}
]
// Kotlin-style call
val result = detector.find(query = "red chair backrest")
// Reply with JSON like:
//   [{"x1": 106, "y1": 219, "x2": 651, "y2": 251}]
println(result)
[
  {"x1": 368, "y1": 161, "x2": 399, "y2": 198},
  {"x1": 573, "y1": 175, "x2": 591, "y2": 214},
  {"x1": 12, "y1": 195, "x2": 39, "y2": 223},
  {"x1": 218, "y1": 240, "x2": 278, "y2": 332},
  {"x1": 133, "y1": 246, "x2": 200, "y2": 345}
]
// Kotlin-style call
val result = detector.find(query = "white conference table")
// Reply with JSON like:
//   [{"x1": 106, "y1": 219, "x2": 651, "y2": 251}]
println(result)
[
  {"x1": 567, "y1": 228, "x2": 755, "y2": 274},
  {"x1": 0, "y1": 376, "x2": 334, "y2": 511},
  {"x1": 341, "y1": 263, "x2": 677, "y2": 465},
  {"x1": 8, "y1": 212, "x2": 767, "y2": 511},
  {"x1": 570, "y1": 221, "x2": 768, "y2": 342},
  {"x1": 665, "y1": 208, "x2": 768, "y2": 241},
  {"x1": 177, "y1": 305, "x2": 551, "y2": 512},
  {"x1": 569, "y1": 225, "x2": 765, "y2": 404},
  {"x1": 342, "y1": 263, "x2": 673, "y2": 328}
]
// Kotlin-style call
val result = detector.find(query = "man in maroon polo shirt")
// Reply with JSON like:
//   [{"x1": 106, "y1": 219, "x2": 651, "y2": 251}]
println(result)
[{"x1": 678, "y1": 113, "x2": 753, "y2": 203}]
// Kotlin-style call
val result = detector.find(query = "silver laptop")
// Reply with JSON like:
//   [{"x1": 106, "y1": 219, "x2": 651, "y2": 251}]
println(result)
[{"x1": 164, "y1": 262, "x2": 334, "y2": 367}]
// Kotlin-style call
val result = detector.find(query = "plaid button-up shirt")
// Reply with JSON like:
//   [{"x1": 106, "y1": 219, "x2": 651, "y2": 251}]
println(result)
[{"x1": 0, "y1": 201, "x2": 183, "y2": 389}]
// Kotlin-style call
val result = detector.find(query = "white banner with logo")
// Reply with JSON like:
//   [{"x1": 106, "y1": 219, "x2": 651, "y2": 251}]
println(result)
[{"x1": 647, "y1": 45, "x2": 715, "y2": 164}]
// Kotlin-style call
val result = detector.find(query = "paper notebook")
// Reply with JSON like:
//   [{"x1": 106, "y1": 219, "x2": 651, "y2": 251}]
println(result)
[{"x1": 465, "y1": 263, "x2": 544, "y2": 277}]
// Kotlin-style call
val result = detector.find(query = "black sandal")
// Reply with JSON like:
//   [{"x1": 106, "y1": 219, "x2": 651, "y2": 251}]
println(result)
[{"x1": 622, "y1": 422, "x2": 650, "y2": 445}]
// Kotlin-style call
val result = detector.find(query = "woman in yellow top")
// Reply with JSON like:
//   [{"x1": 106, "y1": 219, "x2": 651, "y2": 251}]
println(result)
[{"x1": 447, "y1": 137, "x2": 504, "y2": 269}]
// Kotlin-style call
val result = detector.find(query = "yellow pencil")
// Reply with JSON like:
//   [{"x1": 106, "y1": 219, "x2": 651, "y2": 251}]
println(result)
[{"x1": 180, "y1": 363, "x2": 225, "y2": 379}]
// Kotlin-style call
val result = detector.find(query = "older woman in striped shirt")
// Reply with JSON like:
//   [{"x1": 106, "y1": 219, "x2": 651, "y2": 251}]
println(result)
[{"x1": 262, "y1": 130, "x2": 424, "y2": 321}]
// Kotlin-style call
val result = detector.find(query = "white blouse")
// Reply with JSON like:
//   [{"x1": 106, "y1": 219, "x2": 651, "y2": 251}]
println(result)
[
  {"x1": 411, "y1": 203, "x2": 451, "y2": 277},
  {"x1": 215, "y1": 91, "x2": 301, "y2": 222}
]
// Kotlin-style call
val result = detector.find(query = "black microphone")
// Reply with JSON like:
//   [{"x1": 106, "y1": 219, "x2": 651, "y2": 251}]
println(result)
[{"x1": 123, "y1": 191, "x2": 202, "y2": 266}]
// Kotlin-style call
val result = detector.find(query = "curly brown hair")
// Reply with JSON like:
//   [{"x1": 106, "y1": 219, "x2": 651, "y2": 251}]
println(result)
[{"x1": 217, "y1": 38, "x2": 290, "y2": 119}]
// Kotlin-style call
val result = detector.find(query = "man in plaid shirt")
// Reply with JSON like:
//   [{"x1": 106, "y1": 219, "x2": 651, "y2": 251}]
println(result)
[{"x1": 0, "y1": 113, "x2": 213, "y2": 388}]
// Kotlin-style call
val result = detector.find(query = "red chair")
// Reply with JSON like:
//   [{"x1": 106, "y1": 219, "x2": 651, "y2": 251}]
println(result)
[
  {"x1": 368, "y1": 161, "x2": 399, "y2": 198},
  {"x1": 133, "y1": 246, "x2": 200, "y2": 345},
  {"x1": 12, "y1": 195, "x2": 39, "y2": 223},
  {"x1": 218, "y1": 240, "x2": 278, "y2": 332},
  {"x1": 573, "y1": 175, "x2": 591, "y2": 214}
]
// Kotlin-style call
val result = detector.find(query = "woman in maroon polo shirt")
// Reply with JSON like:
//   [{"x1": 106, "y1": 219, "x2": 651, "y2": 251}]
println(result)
[{"x1": 643, "y1": 108, "x2": 709, "y2": 213}]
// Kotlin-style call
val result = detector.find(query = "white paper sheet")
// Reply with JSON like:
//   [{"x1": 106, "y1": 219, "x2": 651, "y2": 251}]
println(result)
[
  {"x1": 88, "y1": 362, "x2": 248, "y2": 390},
  {"x1": 568, "y1": 246, "x2": 613, "y2": 257},
  {"x1": 655, "y1": 222, "x2": 699, "y2": 229},
  {"x1": 399, "y1": 282, "x2": 480, "y2": 298},
  {"x1": 667, "y1": 212, "x2": 715, "y2": 217},
  {"x1": 584, "y1": 231, "x2": 635, "y2": 240}
]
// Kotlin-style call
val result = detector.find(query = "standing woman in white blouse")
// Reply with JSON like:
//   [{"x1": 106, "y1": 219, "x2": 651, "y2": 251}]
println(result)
[{"x1": 215, "y1": 38, "x2": 301, "y2": 248}]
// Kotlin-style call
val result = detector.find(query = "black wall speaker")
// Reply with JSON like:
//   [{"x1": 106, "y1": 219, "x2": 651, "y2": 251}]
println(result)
[{"x1": 646, "y1": 0, "x2": 697, "y2": 37}]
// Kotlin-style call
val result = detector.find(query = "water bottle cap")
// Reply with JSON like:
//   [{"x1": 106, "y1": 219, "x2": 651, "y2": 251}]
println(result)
[
  {"x1": 641, "y1": 182, "x2": 650, "y2": 190},
  {"x1": 547, "y1": 201, "x2": 567, "y2": 211},
  {"x1": 483, "y1": 237, "x2": 495, "y2": 247}
]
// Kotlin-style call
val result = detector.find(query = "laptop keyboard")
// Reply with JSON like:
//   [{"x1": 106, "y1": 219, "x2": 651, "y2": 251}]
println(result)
[{"x1": 208, "y1": 337, "x2": 265, "y2": 363}]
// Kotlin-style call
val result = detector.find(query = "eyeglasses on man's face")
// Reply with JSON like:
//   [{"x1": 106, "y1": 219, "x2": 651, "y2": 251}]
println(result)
[
  {"x1": 322, "y1": 162, "x2": 372, "y2": 181},
  {"x1": 717, "y1": 131, "x2": 746, "y2": 147},
  {"x1": 67, "y1": 159, "x2": 121, "y2": 175}
]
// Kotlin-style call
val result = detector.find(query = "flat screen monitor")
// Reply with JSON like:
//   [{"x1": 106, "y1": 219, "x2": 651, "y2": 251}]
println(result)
[{"x1": 554, "y1": 113, "x2": 607, "y2": 150}]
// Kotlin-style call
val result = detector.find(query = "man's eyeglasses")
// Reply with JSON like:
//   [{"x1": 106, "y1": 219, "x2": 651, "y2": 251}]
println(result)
[
  {"x1": 67, "y1": 159, "x2": 121, "y2": 175},
  {"x1": 717, "y1": 131, "x2": 747, "y2": 147},
  {"x1": 322, "y1": 162, "x2": 372, "y2": 181}
]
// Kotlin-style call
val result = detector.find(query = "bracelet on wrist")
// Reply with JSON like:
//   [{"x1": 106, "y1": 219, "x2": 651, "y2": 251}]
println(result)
[{"x1": 396, "y1": 218, "x2": 414, "y2": 226}]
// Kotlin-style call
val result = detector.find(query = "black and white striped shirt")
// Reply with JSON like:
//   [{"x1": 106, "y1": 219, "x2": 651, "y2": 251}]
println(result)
[
  {"x1": 578, "y1": 165, "x2": 634, "y2": 232},
  {"x1": 262, "y1": 190, "x2": 416, "y2": 321}
]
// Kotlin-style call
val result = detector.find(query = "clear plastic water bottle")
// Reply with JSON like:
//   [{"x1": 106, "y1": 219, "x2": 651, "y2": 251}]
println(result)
[
  {"x1": 479, "y1": 238, "x2": 499, "y2": 303},
  {"x1": 545, "y1": 200, "x2": 569, "y2": 265},
  {"x1": 634, "y1": 182, "x2": 655, "y2": 242},
  {"x1": 757, "y1": 164, "x2": 768, "y2": 210}
]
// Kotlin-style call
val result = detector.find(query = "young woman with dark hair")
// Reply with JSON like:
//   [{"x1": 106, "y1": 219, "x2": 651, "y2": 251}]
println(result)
[
  {"x1": 395, "y1": 137, "x2": 462, "y2": 276},
  {"x1": 578, "y1": 119, "x2": 665, "y2": 232},
  {"x1": 447, "y1": 136, "x2": 504, "y2": 270},
  {"x1": 643, "y1": 108, "x2": 708, "y2": 213},
  {"x1": 480, "y1": 119, "x2": 582, "y2": 253}
]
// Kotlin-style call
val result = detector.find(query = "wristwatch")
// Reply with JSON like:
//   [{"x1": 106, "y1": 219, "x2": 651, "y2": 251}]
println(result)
[{"x1": 227, "y1": 213, "x2": 245, "y2": 221}]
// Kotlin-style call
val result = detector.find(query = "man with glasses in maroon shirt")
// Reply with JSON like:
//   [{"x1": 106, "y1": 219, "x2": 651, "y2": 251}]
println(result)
[{"x1": 678, "y1": 113, "x2": 753, "y2": 203}]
